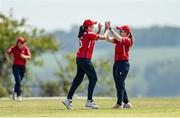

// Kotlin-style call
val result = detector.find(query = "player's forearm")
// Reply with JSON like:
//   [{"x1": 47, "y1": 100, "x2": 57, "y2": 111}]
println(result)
[
  {"x1": 106, "y1": 33, "x2": 114, "y2": 43},
  {"x1": 5, "y1": 53, "x2": 11, "y2": 62},
  {"x1": 110, "y1": 28, "x2": 122, "y2": 42},
  {"x1": 21, "y1": 54, "x2": 31, "y2": 59},
  {"x1": 24, "y1": 55, "x2": 31, "y2": 59},
  {"x1": 98, "y1": 29, "x2": 109, "y2": 40}
]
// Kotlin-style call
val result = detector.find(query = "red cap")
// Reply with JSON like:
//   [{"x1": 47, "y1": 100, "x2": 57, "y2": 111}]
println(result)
[
  {"x1": 116, "y1": 25, "x2": 131, "y2": 33},
  {"x1": 17, "y1": 37, "x2": 26, "y2": 44},
  {"x1": 83, "y1": 19, "x2": 97, "y2": 27}
]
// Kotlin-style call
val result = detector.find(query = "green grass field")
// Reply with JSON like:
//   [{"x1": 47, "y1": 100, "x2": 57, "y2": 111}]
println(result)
[{"x1": 0, "y1": 97, "x2": 180, "y2": 117}]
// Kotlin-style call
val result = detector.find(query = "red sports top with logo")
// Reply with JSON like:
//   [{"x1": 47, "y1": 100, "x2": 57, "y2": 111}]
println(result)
[
  {"x1": 77, "y1": 32, "x2": 99, "y2": 59},
  {"x1": 7, "y1": 45, "x2": 31, "y2": 65},
  {"x1": 113, "y1": 37, "x2": 133, "y2": 61}
]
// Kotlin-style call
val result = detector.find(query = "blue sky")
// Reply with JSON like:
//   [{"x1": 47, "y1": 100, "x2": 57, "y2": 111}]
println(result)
[{"x1": 0, "y1": 0, "x2": 180, "y2": 31}]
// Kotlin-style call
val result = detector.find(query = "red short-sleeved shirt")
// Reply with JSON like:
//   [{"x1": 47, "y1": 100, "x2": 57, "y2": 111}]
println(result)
[
  {"x1": 7, "y1": 45, "x2": 31, "y2": 65},
  {"x1": 113, "y1": 37, "x2": 133, "y2": 61},
  {"x1": 77, "y1": 32, "x2": 99, "y2": 59}
]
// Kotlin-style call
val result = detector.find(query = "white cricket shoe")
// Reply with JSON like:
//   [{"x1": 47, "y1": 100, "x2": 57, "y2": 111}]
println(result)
[
  {"x1": 17, "y1": 96, "x2": 22, "y2": 102},
  {"x1": 12, "y1": 92, "x2": 16, "y2": 101},
  {"x1": 113, "y1": 104, "x2": 123, "y2": 109},
  {"x1": 85, "y1": 100, "x2": 99, "y2": 109},
  {"x1": 62, "y1": 98, "x2": 73, "y2": 110},
  {"x1": 123, "y1": 102, "x2": 133, "y2": 108}
]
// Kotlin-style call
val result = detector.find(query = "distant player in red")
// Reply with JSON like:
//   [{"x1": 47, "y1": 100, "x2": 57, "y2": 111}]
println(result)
[
  {"x1": 105, "y1": 21, "x2": 133, "y2": 109},
  {"x1": 63, "y1": 19, "x2": 109, "y2": 110},
  {"x1": 6, "y1": 37, "x2": 31, "y2": 101}
]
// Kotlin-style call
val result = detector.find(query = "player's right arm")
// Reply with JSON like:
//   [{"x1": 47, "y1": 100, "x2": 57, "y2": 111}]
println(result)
[
  {"x1": 106, "y1": 33, "x2": 114, "y2": 43},
  {"x1": 5, "y1": 46, "x2": 14, "y2": 64}
]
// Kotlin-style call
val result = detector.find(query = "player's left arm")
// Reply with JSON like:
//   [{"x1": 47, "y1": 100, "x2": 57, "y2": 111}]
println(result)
[{"x1": 21, "y1": 48, "x2": 31, "y2": 59}]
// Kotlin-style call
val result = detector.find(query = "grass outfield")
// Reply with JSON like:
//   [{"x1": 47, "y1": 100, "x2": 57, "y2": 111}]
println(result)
[{"x1": 0, "y1": 97, "x2": 180, "y2": 117}]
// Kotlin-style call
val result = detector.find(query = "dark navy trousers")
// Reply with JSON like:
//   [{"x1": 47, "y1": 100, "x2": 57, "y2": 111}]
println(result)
[
  {"x1": 67, "y1": 58, "x2": 97, "y2": 100},
  {"x1": 113, "y1": 61, "x2": 130, "y2": 105},
  {"x1": 12, "y1": 64, "x2": 25, "y2": 96}
]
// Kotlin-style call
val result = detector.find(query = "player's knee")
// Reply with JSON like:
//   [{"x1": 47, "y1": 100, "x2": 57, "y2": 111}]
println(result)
[{"x1": 89, "y1": 76, "x2": 97, "y2": 83}]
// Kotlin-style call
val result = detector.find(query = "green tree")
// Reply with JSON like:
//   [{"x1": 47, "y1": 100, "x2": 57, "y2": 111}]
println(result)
[
  {"x1": 0, "y1": 12, "x2": 59, "y2": 97},
  {"x1": 39, "y1": 80, "x2": 60, "y2": 97},
  {"x1": 54, "y1": 53, "x2": 76, "y2": 96}
]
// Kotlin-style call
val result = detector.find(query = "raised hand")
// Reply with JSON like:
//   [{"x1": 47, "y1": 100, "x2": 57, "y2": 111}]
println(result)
[
  {"x1": 97, "y1": 23, "x2": 103, "y2": 34},
  {"x1": 98, "y1": 23, "x2": 103, "y2": 31},
  {"x1": 105, "y1": 21, "x2": 109, "y2": 31},
  {"x1": 107, "y1": 21, "x2": 111, "y2": 29}
]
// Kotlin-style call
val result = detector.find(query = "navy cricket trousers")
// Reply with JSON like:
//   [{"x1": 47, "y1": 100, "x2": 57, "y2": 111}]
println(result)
[
  {"x1": 12, "y1": 64, "x2": 25, "y2": 96},
  {"x1": 113, "y1": 61, "x2": 130, "y2": 105},
  {"x1": 67, "y1": 58, "x2": 98, "y2": 100}
]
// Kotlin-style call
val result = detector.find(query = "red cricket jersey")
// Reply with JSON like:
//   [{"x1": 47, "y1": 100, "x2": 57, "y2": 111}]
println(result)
[
  {"x1": 113, "y1": 37, "x2": 133, "y2": 61},
  {"x1": 76, "y1": 32, "x2": 99, "y2": 59},
  {"x1": 7, "y1": 45, "x2": 31, "y2": 65}
]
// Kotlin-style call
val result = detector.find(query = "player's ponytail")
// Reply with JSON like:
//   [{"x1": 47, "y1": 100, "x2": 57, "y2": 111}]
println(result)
[
  {"x1": 128, "y1": 32, "x2": 134, "y2": 46},
  {"x1": 77, "y1": 25, "x2": 87, "y2": 39}
]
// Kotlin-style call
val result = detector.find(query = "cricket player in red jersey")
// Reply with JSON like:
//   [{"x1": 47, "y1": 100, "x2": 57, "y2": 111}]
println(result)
[
  {"x1": 63, "y1": 19, "x2": 109, "y2": 110},
  {"x1": 6, "y1": 37, "x2": 31, "y2": 102},
  {"x1": 105, "y1": 21, "x2": 133, "y2": 109}
]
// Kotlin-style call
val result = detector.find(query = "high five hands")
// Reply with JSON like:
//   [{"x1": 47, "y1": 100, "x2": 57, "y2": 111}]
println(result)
[
  {"x1": 105, "y1": 21, "x2": 111, "y2": 31},
  {"x1": 97, "y1": 23, "x2": 103, "y2": 34}
]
